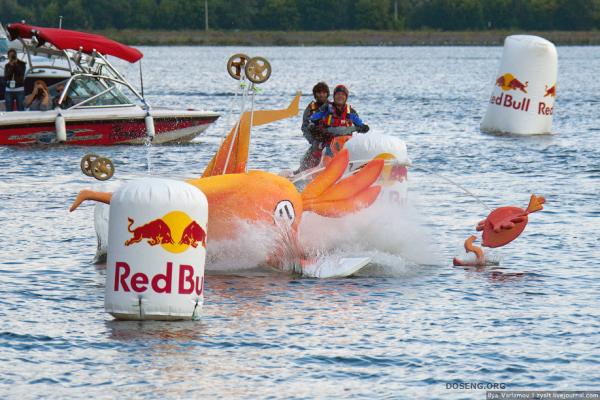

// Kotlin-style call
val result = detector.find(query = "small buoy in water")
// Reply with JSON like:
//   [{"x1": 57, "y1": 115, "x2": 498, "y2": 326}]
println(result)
[
  {"x1": 55, "y1": 112, "x2": 67, "y2": 142},
  {"x1": 480, "y1": 35, "x2": 557, "y2": 135},
  {"x1": 453, "y1": 194, "x2": 545, "y2": 267},
  {"x1": 106, "y1": 178, "x2": 208, "y2": 320}
]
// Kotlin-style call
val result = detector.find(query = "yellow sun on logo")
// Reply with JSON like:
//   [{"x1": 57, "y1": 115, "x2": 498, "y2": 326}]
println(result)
[
  {"x1": 160, "y1": 210, "x2": 193, "y2": 254},
  {"x1": 374, "y1": 153, "x2": 396, "y2": 187}
]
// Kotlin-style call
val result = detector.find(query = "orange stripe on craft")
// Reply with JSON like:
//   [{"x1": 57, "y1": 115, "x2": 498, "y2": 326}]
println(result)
[
  {"x1": 317, "y1": 158, "x2": 384, "y2": 203},
  {"x1": 305, "y1": 186, "x2": 382, "y2": 218}
]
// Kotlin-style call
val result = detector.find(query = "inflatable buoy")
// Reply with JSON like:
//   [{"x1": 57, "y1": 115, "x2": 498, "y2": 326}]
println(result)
[
  {"x1": 105, "y1": 178, "x2": 208, "y2": 320},
  {"x1": 344, "y1": 133, "x2": 410, "y2": 167},
  {"x1": 481, "y1": 35, "x2": 557, "y2": 135},
  {"x1": 344, "y1": 133, "x2": 410, "y2": 205}
]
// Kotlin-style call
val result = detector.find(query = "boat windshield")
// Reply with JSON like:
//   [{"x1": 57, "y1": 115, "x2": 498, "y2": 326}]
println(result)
[{"x1": 68, "y1": 75, "x2": 133, "y2": 107}]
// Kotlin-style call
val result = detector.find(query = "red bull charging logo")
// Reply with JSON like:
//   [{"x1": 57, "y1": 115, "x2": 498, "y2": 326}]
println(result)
[
  {"x1": 125, "y1": 211, "x2": 206, "y2": 253},
  {"x1": 491, "y1": 73, "x2": 532, "y2": 113},
  {"x1": 544, "y1": 84, "x2": 556, "y2": 98},
  {"x1": 496, "y1": 73, "x2": 528, "y2": 93},
  {"x1": 373, "y1": 153, "x2": 407, "y2": 187}
]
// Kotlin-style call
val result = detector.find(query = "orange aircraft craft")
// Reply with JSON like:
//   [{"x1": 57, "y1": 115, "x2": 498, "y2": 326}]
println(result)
[{"x1": 70, "y1": 93, "x2": 384, "y2": 278}]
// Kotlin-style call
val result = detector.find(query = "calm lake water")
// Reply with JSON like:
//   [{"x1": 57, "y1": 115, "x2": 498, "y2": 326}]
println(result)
[{"x1": 0, "y1": 46, "x2": 599, "y2": 399}]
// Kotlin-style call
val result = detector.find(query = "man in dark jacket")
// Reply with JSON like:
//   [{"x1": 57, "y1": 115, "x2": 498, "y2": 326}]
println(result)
[
  {"x1": 296, "y1": 82, "x2": 330, "y2": 172},
  {"x1": 4, "y1": 48, "x2": 26, "y2": 112}
]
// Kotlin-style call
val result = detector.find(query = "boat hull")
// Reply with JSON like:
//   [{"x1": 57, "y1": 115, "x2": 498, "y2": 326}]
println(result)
[
  {"x1": 0, "y1": 115, "x2": 218, "y2": 145},
  {"x1": 0, "y1": 105, "x2": 219, "y2": 145}
]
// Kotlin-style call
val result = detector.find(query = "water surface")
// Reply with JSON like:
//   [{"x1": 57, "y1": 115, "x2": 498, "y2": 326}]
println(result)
[{"x1": 0, "y1": 46, "x2": 599, "y2": 399}]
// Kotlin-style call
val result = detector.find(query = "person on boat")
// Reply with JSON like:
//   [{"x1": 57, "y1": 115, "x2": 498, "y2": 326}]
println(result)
[
  {"x1": 3, "y1": 48, "x2": 26, "y2": 112},
  {"x1": 297, "y1": 81, "x2": 331, "y2": 172},
  {"x1": 53, "y1": 83, "x2": 74, "y2": 109},
  {"x1": 25, "y1": 80, "x2": 51, "y2": 111}
]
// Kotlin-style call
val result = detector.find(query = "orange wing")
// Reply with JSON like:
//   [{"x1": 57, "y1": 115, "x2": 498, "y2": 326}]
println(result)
[{"x1": 302, "y1": 149, "x2": 384, "y2": 218}]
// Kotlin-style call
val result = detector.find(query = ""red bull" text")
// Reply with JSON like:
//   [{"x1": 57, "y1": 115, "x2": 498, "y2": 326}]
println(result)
[
  {"x1": 113, "y1": 261, "x2": 204, "y2": 295},
  {"x1": 538, "y1": 102, "x2": 553, "y2": 115},
  {"x1": 489, "y1": 93, "x2": 531, "y2": 112},
  {"x1": 489, "y1": 93, "x2": 553, "y2": 116}
]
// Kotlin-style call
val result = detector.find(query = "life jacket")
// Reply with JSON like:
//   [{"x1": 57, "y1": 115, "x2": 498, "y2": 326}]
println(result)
[
  {"x1": 309, "y1": 101, "x2": 320, "y2": 112},
  {"x1": 324, "y1": 104, "x2": 353, "y2": 127}
]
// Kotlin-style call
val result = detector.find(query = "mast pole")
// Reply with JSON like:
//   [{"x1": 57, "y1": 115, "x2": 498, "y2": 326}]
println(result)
[{"x1": 204, "y1": 0, "x2": 209, "y2": 31}]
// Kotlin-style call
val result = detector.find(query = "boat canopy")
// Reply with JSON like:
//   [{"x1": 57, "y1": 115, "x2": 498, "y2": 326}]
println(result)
[{"x1": 6, "y1": 23, "x2": 143, "y2": 63}]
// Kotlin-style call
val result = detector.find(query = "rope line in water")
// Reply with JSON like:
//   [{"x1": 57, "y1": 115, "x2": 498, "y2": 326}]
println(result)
[
  {"x1": 411, "y1": 165, "x2": 491, "y2": 211},
  {"x1": 292, "y1": 160, "x2": 490, "y2": 211}
]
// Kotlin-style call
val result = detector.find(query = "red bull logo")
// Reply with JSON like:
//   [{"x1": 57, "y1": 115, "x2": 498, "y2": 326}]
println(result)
[
  {"x1": 491, "y1": 73, "x2": 531, "y2": 113},
  {"x1": 544, "y1": 84, "x2": 556, "y2": 98},
  {"x1": 537, "y1": 83, "x2": 556, "y2": 116},
  {"x1": 496, "y1": 73, "x2": 528, "y2": 93},
  {"x1": 373, "y1": 153, "x2": 407, "y2": 187},
  {"x1": 125, "y1": 211, "x2": 206, "y2": 253}
]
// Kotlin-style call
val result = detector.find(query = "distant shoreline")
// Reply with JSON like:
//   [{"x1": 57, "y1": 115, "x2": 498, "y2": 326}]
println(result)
[{"x1": 98, "y1": 29, "x2": 600, "y2": 46}]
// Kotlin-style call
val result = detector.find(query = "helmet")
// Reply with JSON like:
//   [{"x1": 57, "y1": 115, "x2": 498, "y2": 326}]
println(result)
[
  {"x1": 312, "y1": 81, "x2": 330, "y2": 98},
  {"x1": 333, "y1": 84, "x2": 349, "y2": 98}
]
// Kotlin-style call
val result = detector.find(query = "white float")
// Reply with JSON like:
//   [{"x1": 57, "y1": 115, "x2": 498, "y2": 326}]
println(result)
[
  {"x1": 344, "y1": 133, "x2": 410, "y2": 205},
  {"x1": 144, "y1": 112, "x2": 155, "y2": 139},
  {"x1": 106, "y1": 178, "x2": 208, "y2": 320},
  {"x1": 480, "y1": 35, "x2": 557, "y2": 135},
  {"x1": 55, "y1": 112, "x2": 67, "y2": 142}
]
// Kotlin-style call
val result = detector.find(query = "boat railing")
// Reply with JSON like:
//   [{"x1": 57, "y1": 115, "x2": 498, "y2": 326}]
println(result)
[
  {"x1": 17, "y1": 35, "x2": 150, "y2": 111},
  {"x1": 94, "y1": 52, "x2": 146, "y2": 106},
  {"x1": 27, "y1": 65, "x2": 73, "y2": 74}
]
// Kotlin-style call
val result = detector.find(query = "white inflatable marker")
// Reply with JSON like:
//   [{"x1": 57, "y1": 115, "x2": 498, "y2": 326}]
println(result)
[
  {"x1": 344, "y1": 133, "x2": 410, "y2": 206},
  {"x1": 481, "y1": 35, "x2": 557, "y2": 135},
  {"x1": 106, "y1": 178, "x2": 208, "y2": 320}
]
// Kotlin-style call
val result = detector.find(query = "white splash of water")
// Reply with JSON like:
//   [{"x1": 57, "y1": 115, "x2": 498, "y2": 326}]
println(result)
[
  {"x1": 298, "y1": 198, "x2": 441, "y2": 276},
  {"x1": 94, "y1": 198, "x2": 440, "y2": 276},
  {"x1": 205, "y1": 219, "x2": 280, "y2": 272}
]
